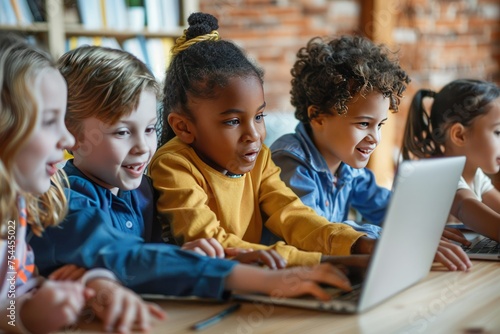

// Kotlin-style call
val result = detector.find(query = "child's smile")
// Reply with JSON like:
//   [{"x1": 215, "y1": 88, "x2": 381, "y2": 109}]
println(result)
[
  {"x1": 122, "y1": 162, "x2": 148, "y2": 177},
  {"x1": 311, "y1": 92, "x2": 389, "y2": 174}
]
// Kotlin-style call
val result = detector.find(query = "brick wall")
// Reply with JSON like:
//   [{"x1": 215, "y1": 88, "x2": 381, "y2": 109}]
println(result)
[
  {"x1": 200, "y1": 0, "x2": 499, "y2": 105},
  {"x1": 200, "y1": 0, "x2": 499, "y2": 112},
  {"x1": 199, "y1": 0, "x2": 362, "y2": 112}
]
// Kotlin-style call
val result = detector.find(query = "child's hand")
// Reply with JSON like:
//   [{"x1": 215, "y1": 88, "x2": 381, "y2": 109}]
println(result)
[
  {"x1": 86, "y1": 278, "x2": 166, "y2": 333},
  {"x1": 49, "y1": 264, "x2": 87, "y2": 281},
  {"x1": 350, "y1": 236, "x2": 376, "y2": 254},
  {"x1": 20, "y1": 280, "x2": 93, "y2": 334},
  {"x1": 434, "y1": 240, "x2": 473, "y2": 271},
  {"x1": 226, "y1": 248, "x2": 287, "y2": 269},
  {"x1": 266, "y1": 263, "x2": 352, "y2": 301},
  {"x1": 181, "y1": 238, "x2": 225, "y2": 258},
  {"x1": 320, "y1": 255, "x2": 371, "y2": 283},
  {"x1": 441, "y1": 227, "x2": 471, "y2": 247}
]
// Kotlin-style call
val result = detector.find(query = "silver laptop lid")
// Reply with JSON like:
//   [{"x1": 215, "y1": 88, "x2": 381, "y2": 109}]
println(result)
[{"x1": 358, "y1": 156, "x2": 466, "y2": 312}]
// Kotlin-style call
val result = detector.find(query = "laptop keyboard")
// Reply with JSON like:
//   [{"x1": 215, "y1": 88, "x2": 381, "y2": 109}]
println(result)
[
  {"x1": 316, "y1": 283, "x2": 362, "y2": 301},
  {"x1": 338, "y1": 287, "x2": 361, "y2": 302},
  {"x1": 464, "y1": 237, "x2": 500, "y2": 254}
]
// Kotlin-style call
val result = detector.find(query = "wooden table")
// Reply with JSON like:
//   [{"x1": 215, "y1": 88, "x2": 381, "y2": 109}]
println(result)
[{"x1": 72, "y1": 261, "x2": 500, "y2": 333}]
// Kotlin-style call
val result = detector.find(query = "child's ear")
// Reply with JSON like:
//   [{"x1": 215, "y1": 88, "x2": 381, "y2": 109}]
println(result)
[
  {"x1": 168, "y1": 113, "x2": 195, "y2": 144},
  {"x1": 308, "y1": 105, "x2": 325, "y2": 128},
  {"x1": 449, "y1": 123, "x2": 467, "y2": 146}
]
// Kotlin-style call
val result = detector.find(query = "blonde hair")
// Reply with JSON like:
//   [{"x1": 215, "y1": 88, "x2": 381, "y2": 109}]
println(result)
[
  {"x1": 0, "y1": 35, "x2": 68, "y2": 237},
  {"x1": 58, "y1": 46, "x2": 160, "y2": 139}
]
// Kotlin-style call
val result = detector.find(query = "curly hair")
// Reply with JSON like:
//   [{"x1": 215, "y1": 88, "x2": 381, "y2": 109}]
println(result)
[
  {"x1": 0, "y1": 34, "x2": 68, "y2": 237},
  {"x1": 291, "y1": 35, "x2": 410, "y2": 124},
  {"x1": 158, "y1": 12, "x2": 264, "y2": 146},
  {"x1": 402, "y1": 79, "x2": 500, "y2": 160}
]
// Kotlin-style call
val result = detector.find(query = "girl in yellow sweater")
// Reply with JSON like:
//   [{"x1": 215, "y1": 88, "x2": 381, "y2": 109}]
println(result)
[{"x1": 149, "y1": 12, "x2": 470, "y2": 271}]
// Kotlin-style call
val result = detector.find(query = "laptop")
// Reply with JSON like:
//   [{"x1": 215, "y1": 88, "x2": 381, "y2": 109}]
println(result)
[
  {"x1": 448, "y1": 225, "x2": 500, "y2": 260},
  {"x1": 234, "y1": 156, "x2": 466, "y2": 313}
]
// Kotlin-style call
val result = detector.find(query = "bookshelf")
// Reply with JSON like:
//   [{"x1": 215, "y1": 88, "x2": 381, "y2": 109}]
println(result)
[{"x1": 0, "y1": 0, "x2": 199, "y2": 80}]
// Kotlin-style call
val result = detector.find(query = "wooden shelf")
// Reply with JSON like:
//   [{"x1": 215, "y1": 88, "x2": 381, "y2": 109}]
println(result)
[
  {"x1": 64, "y1": 25, "x2": 185, "y2": 39},
  {"x1": 0, "y1": 23, "x2": 49, "y2": 33},
  {"x1": 3, "y1": 0, "x2": 198, "y2": 58}
]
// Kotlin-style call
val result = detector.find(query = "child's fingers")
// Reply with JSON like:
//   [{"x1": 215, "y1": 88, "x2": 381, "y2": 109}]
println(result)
[
  {"x1": 442, "y1": 228, "x2": 470, "y2": 246},
  {"x1": 297, "y1": 281, "x2": 332, "y2": 301},
  {"x1": 265, "y1": 249, "x2": 287, "y2": 269},
  {"x1": 436, "y1": 241, "x2": 472, "y2": 271},
  {"x1": 311, "y1": 263, "x2": 353, "y2": 291},
  {"x1": 434, "y1": 251, "x2": 457, "y2": 271},
  {"x1": 196, "y1": 238, "x2": 221, "y2": 258},
  {"x1": 182, "y1": 239, "x2": 224, "y2": 258},
  {"x1": 206, "y1": 238, "x2": 225, "y2": 258},
  {"x1": 147, "y1": 302, "x2": 167, "y2": 320},
  {"x1": 191, "y1": 246, "x2": 209, "y2": 257},
  {"x1": 224, "y1": 247, "x2": 253, "y2": 257},
  {"x1": 435, "y1": 244, "x2": 460, "y2": 271},
  {"x1": 257, "y1": 250, "x2": 286, "y2": 269},
  {"x1": 96, "y1": 291, "x2": 121, "y2": 332},
  {"x1": 115, "y1": 298, "x2": 137, "y2": 334},
  {"x1": 60, "y1": 303, "x2": 81, "y2": 325},
  {"x1": 252, "y1": 250, "x2": 278, "y2": 269},
  {"x1": 49, "y1": 264, "x2": 86, "y2": 281},
  {"x1": 83, "y1": 287, "x2": 96, "y2": 301},
  {"x1": 64, "y1": 288, "x2": 86, "y2": 314}
]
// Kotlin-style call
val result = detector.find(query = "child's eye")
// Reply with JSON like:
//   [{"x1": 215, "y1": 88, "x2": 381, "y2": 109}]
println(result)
[
  {"x1": 224, "y1": 119, "x2": 240, "y2": 126},
  {"x1": 357, "y1": 122, "x2": 369, "y2": 128},
  {"x1": 378, "y1": 122, "x2": 386, "y2": 129},
  {"x1": 494, "y1": 130, "x2": 500, "y2": 137},
  {"x1": 146, "y1": 126, "x2": 156, "y2": 134},
  {"x1": 255, "y1": 113, "x2": 267, "y2": 122},
  {"x1": 115, "y1": 130, "x2": 130, "y2": 136},
  {"x1": 42, "y1": 118, "x2": 57, "y2": 127}
]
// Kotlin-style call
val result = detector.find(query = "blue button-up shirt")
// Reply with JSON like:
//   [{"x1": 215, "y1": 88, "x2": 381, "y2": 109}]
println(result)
[
  {"x1": 28, "y1": 160, "x2": 237, "y2": 298},
  {"x1": 270, "y1": 123, "x2": 390, "y2": 239}
]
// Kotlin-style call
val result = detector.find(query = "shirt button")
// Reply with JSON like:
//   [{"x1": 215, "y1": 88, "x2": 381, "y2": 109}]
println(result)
[
  {"x1": 325, "y1": 200, "x2": 329, "y2": 207},
  {"x1": 125, "y1": 221, "x2": 133, "y2": 229}
]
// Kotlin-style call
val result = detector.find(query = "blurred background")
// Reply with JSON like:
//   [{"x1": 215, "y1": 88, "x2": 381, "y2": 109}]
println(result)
[{"x1": 2, "y1": 0, "x2": 499, "y2": 186}]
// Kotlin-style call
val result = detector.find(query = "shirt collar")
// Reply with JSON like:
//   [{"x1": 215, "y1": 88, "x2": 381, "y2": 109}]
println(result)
[
  {"x1": 64, "y1": 160, "x2": 131, "y2": 203},
  {"x1": 295, "y1": 123, "x2": 354, "y2": 184}
]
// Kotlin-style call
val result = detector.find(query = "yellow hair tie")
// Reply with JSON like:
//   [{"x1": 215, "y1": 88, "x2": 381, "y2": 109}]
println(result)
[{"x1": 171, "y1": 30, "x2": 220, "y2": 56}]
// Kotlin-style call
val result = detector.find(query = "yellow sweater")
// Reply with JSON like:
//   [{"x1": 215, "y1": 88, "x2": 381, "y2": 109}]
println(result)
[{"x1": 149, "y1": 138, "x2": 365, "y2": 266}]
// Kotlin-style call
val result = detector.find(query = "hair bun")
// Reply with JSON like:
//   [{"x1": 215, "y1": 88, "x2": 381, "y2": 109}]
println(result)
[{"x1": 186, "y1": 12, "x2": 219, "y2": 40}]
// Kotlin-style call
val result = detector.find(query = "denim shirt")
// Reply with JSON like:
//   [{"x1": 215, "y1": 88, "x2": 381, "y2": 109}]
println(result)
[
  {"x1": 28, "y1": 160, "x2": 237, "y2": 298},
  {"x1": 270, "y1": 123, "x2": 390, "y2": 239},
  {"x1": 63, "y1": 160, "x2": 156, "y2": 240}
]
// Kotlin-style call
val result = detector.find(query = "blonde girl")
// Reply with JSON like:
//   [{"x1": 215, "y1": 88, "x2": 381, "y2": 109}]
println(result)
[{"x1": 0, "y1": 35, "x2": 165, "y2": 333}]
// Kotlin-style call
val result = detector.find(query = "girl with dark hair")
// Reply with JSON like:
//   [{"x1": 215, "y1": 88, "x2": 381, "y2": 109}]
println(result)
[{"x1": 402, "y1": 79, "x2": 500, "y2": 242}]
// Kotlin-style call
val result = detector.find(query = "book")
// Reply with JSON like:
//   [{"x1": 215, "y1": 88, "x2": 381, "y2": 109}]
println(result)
[
  {"x1": 26, "y1": 0, "x2": 44, "y2": 22},
  {"x1": 77, "y1": 0, "x2": 103, "y2": 29},
  {"x1": 159, "y1": 0, "x2": 179, "y2": 30},
  {"x1": 144, "y1": 0, "x2": 161, "y2": 31},
  {"x1": 16, "y1": 0, "x2": 34, "y2": 25},
  {"x1": 0, "y1": 0, "x2": 17, "y2": 24}
]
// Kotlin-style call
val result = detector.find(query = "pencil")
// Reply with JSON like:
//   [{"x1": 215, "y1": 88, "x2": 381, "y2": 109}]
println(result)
[{"x1": 191, "y1": 303, "x2": 242, "y2": 331}]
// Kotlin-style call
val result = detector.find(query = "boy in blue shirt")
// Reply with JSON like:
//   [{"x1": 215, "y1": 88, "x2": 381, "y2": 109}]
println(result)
[
  {"x1": 271, "y1": 36, "x2": 471, "y2": 270},
  {"x1": 271, "y1": 35, "x2": 407, "y2": 238}
]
